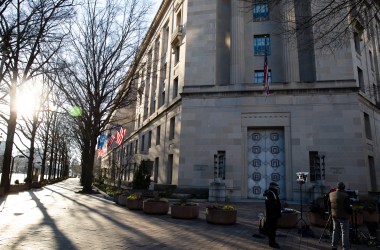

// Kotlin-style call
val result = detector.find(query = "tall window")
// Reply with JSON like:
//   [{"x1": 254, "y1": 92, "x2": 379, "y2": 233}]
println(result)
[
  {"x1": 254, "y1": 70, "x2": 272, "y2": 83},
  {"x1": 154, "y1": 157, "x2": 159, "y2": 182},
  {"x1": 373, "y1": 84, "x2": 379, "y2": 103},
  {"x1": 174, "y1": 45, "x2": 180, "y2": 64},
  {"x1": 156, "y1": 125, "x2": 161, "y2": 145},
  {"x1": 214, "y1": 151, "x2": 226, "y2": 180},
  {"x1": 173, "y1": 77, "x2": 178, "y2": 99},
  {"x1": 309, "y1": 151, "x2": 325, "y2": 182},
  {"x1": 161, "y1": 86, "x2": 166, "y2": 107},
  {"x1": 167, "y1": 154, "x2": 173, "y2": 184},
  {"x1": 169, "y1": 117, "x2": 175, "y2": 140},
  {"x1": 135, "y1": 139, "x2": 138, "y2": 154},
  {"x1": 141, "y1": 134, "x2": 145, "y2": 152},
  {"x1": 254, "y1": 35, "x2": 270, "y2": 55},
  {"x1": 364, "y1": 113, "x2": 372, "y2": 140},
  {"x1": 148, "y1": 130, "x2": 152, "y2": 148},
  {"x1": 163, "y1": 23, "x2": 169, "y2": 53},
  {"x1": 129, "y1": 142, "x2": 133, "y2": 155},
  {"x1": 357, "y1": 67, "x2": 364, "y2": 92},
  {"x1": 354, "y1": 32, "x2": 361, "y2": 54},
  {"x1": 252, "y1": 0, "x2": 269, "y2": 21},
  {"x1": 377, "y1": 25, "x2": 380, "y2": 51},
  {"x1": 369, "y1": 50, "x2": 374, "y2": 70}
]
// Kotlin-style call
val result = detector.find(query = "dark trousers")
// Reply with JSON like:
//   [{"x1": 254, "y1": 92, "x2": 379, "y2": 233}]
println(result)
[{"x1": 266, "y1": 217, "x2": 278, "y2": 245}]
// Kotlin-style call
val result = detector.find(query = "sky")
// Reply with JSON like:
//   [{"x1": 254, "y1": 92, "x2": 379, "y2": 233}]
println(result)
[{"x1": 1, "y1": 0, "x2": 162, "y2": 156}]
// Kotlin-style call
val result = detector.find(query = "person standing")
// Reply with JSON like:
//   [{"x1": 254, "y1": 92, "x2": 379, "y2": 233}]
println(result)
[
  {"x1": 329, "y1": 182, "x2": 352, "y2": 250},
  {"x1": 263, "y1": 182, "x2": 282, "y2": 249}
]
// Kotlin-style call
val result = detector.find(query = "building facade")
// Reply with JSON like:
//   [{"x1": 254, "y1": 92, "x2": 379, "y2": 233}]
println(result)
[{"x1": 102, "y1": 0, "x2": 380, "y2": 202}]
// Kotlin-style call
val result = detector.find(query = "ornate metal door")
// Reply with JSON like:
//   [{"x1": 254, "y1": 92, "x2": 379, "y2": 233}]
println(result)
[{"x1": 247, "y1": 128, "x2": 285, "y2": 199}]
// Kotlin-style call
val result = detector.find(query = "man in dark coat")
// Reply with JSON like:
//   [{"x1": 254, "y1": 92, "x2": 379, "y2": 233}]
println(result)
[{"x1": 263, "y1": 182, "x2": 282, "y2": 249}]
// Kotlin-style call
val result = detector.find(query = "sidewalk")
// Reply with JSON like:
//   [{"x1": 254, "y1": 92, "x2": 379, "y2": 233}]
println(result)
[{"x1": 0, "y1": 178, "x2": 374, "y2": 249}]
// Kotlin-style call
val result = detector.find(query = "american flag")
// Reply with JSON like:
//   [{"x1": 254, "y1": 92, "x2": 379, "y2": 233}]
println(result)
[
  {"x1": 116, "y1": 127, "x2": 126, "y2": 145},
  {"x1": 263, "y1": 37, "x2": 270, "y2": 96},
  {"x1": 97, "y1": 148, "x2": 104, "y2": 158},
  {"x1": 97, "y1": 134, "x2": 107, "y2": 158},
  {"x1": 107, "y1": 133, "x2": 115, "y2": 148}
]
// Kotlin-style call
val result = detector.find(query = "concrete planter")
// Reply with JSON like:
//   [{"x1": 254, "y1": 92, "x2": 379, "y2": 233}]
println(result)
[
  {"x1": 126, "y1": 199, "x2": 143, "y2": 210},
  {"x1": 308, "y1": 212, "x2": 328, "y2": 227},
  {"x1": 113, "y1": 194, "x2": 120, "y2": 204},
  {"x1": 143, "y1": 200, "x2": 169, "y2": 215},
  {"x1": 170, "y1": 204, "x2": 199, "y2": 219},
  {"x1": 31, "y1": 182, "x2": 44, "y2": 189},
  {"x1": 206, "y1": 208, "x2": 237, "y2": 225},
  {"x1": 118, "y1": 195, "x2": 128, "y2": 206},
  {"x1": 277, "y1": 212, "x2": 298, "y2": 228},
  {"x1": 362, "y1": 211, "x2": 379, "y2": 223},
  {"x1": 9, "y1": 184, "x2": 27, "y2": 193},
  {"x1": 349, "y1": 212, "x2": 363, "y2": 226}
]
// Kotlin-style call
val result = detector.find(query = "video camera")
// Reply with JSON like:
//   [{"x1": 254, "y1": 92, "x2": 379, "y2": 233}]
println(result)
[
  {"x1": 346, "y1": 189, "x2": 359, "y2": 202},
  {"x1": 296, "y1": 172, "x2": 309, "y2": 184}
]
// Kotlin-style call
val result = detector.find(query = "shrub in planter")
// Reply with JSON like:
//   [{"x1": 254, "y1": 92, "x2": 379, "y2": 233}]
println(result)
[
  {"x1": 143, "y1": 197, "x2": 169, "y2": 215},
  {"x1": 171, "y1": 201, "x2": 199, "y2": 219},
  {"x1": 126, "y1": 193, "x2": 144, "y2": 210},
  {"x1": 206, "y1": 205, "x2": 237, "y2": 225}
]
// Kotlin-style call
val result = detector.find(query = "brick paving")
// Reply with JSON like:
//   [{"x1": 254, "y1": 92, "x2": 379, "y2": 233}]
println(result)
[{"x1": 0, "y1": 178, "x2": 375, "y2": 249}]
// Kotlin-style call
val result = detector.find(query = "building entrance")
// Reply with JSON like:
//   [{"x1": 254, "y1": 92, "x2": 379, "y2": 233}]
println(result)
[{"x1": 247, "y1": 128, "x2": 285, "y2": 199}]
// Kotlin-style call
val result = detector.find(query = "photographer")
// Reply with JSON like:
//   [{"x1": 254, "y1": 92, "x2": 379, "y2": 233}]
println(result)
[{"x1": 329, "y1": 182, "x2": 353, "y2": 250}]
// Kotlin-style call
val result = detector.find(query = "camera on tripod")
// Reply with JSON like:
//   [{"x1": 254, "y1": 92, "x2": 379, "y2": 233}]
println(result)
[{"x1": 296, "y1": 172, "x2": 309, "y2": 184}]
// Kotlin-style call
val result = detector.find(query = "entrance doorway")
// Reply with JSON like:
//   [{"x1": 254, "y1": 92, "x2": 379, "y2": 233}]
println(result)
[{"x1": 247, "y1": 128, "x2": 285, "y2": 199}]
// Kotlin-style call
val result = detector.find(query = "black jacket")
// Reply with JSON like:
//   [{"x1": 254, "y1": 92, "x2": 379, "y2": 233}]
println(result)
[{"x1": 264, "y1": 188, "x2": 282, "y2": 219}]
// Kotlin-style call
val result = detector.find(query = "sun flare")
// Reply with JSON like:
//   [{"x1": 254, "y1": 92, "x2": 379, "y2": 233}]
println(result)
[{"x1": 15, "y1": 81, "x2": 42, "y2": 117}]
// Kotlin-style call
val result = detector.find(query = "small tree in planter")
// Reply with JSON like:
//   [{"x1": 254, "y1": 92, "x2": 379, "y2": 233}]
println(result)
[
  {"x1": 206, "y1": 204, "x2": 237, "y2": 225},
  {"x1": 131, "y1": 160, "x2": 151, "y2": 190}
]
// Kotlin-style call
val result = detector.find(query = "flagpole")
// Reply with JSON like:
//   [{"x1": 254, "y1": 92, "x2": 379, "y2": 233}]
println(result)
[{"x1": 263, "y1": 35, "x2": 269, "y2": 100}]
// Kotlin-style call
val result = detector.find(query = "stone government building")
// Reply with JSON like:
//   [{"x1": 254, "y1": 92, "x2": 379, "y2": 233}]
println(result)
[{"x1": 100, "y1": 0, "x2": 380, "y2": 202}]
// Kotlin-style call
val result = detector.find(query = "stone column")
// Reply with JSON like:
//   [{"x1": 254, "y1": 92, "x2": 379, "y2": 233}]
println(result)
[
  {"x1": 230, "y1": 1, "x2": 245, "y2": 84},
  {"x1": 281, "y1": 2, "x2": 300, "y2": 83}
]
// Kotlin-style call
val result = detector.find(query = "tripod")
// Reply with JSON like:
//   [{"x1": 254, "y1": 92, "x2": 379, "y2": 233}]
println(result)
[
  {"x1": 319, "y1": 213, "x2": 332, "y2": 243},
  {"x1": 295, "y1": 181, "x2": 310, "y2": 236}
]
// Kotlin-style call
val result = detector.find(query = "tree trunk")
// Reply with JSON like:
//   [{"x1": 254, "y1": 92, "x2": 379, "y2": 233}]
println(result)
[
  {"x1": 40, "y1": 113, "x2": 52, "y2": 181},
  {"x1": 0, "y1": 83, "x2": 17, "y2": 193},
  {"x1": 82, "y1": 132, "x2": 97, "y2": 193}
]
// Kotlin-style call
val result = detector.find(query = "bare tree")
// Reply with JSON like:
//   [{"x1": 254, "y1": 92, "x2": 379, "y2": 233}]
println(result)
[
  {"x1": 0, "y1": 0, "x2": 74, "y2": 193},
  {"x1": 52, "y1": 0, "x2": 152, "y2": 192},
  {"x1": 240, "y1": 0, "x2": 380, "y2": 51}
]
